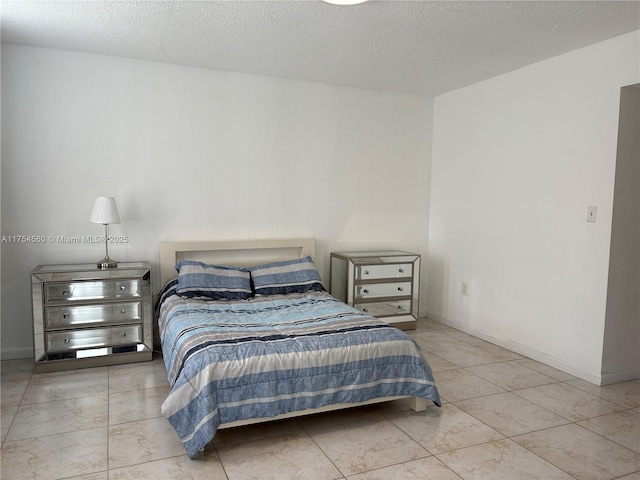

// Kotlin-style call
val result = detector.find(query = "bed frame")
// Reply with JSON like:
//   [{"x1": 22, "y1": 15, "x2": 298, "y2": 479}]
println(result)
[{"x1": 158, "y1": 238, "x2": 428, "y2": 430}]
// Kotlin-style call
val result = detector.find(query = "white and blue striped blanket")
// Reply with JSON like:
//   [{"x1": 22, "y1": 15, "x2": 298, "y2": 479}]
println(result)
[{"x1": 158, "y1": 281, "x2": 441, "y2": 458}]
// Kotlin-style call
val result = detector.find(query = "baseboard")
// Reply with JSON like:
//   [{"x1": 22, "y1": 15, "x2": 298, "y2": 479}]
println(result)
[
  {"x1": 1, "y1": 346, "x2": 32, "y2": 361},
  {"x1": 424, "y1": 311, "x2": 604, "y2": 385},
  {"x1": 600, "y1": 368, "x2": 640, "y2": 386}
]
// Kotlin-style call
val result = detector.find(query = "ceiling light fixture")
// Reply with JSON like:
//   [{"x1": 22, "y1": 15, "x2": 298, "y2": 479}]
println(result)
[{"x1": 322, "y1": 0, "x2": 369, "y2": 5}]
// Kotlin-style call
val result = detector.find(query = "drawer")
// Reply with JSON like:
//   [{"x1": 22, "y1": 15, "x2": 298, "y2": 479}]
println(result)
[
  {"x1": 356, "y1": 282, "x2": 412, "y2": 299},
  {"x1": 356, "y1": 300, "x2": 411, "y2": 317},
  {"x1": 46, "y1": 324, "x2": 142, "y2": 353},
  {"x1": 45, "y1": 302, "x2": 141, "y2": 329},
  {"x1": 357, "y1": 263, "x2": 412, "y2": 280},
  {"x1": 45, "y1": 280, "x2": 142, "y2": 303}
]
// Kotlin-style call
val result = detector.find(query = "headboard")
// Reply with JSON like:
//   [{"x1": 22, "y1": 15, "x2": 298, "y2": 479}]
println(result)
[{"x1": 158, "y1": 238, "x2": 316, "y2": 287}]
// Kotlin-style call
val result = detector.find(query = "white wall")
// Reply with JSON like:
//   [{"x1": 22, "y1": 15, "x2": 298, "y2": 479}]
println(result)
[
  {"x1": 427, "y1": 31, "x2": 640, "y2": 384},
  {"x1": 1, "y1": 44, "x2": 433, "y2": 359},
  {"x1": 602, "y1": 85, "x2": 640, "y2": 384}
]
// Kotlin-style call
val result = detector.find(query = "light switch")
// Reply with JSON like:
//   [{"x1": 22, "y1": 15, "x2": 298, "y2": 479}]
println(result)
[{"x1": 587, "y1": 206, "x2": 597, "y2": 223}]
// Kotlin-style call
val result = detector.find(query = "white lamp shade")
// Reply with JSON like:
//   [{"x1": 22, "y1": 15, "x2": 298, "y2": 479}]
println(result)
[{"x1": 89, "y1": 197, "x2": 121, "y2": 224}]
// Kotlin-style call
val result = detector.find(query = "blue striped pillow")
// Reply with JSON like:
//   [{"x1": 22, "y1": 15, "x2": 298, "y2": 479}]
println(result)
[
  {"x1": 176, "y1": 261, "x2": 252, "y2": 300},
  {"x1": 249, "y1": 256, "x2": 325, "y2": 295}
]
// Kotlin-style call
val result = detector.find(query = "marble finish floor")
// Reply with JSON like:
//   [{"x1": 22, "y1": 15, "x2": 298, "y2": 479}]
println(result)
[{"x1": 2, "y1": 318, "x2": 639, "y2": 480}]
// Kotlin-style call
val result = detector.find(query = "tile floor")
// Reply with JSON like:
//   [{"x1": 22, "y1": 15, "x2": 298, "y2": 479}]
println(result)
[{"x1": 2, "y1": 318, "x2": 639, "y2": 480}]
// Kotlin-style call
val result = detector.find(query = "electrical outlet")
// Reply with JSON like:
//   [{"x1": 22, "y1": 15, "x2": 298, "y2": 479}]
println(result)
[{"x1": 461, "y1": 282, "x2": 469, "y2": 296}]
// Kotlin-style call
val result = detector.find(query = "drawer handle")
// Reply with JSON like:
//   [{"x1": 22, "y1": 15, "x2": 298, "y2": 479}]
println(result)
[
  {"x1": 119, "y1": 285, "x2": 126, "y2": 291},
  {"x1": 398, "y1": 287, "x2": 404, "y2": 292},
  {"x1": 120, "y1": 309, "x2": 126, "y2": 314},
  {"x1": 362, "y1": 289, "x2": 369, "y2": 294},
  {"x1": 399, "y1": 268, "x2": 405, "y2": 273},
  {"x1": 363, "y1": 270, "x2": 369, "y2": 275},
  {"x1": 64, "y1": 337, "x2": 70, "y2": 343},
  {"x1": 362, "y1": 308, "x2": 369, "y2": 312},
  {"x1": 62, "y1": 289, "x2": 69, "y2": 296},
  {"x1": 121, "y1": 332, "x2": 127, "y2": 337},
  {"x1": 62, "y1": 313, "x2": 69, "y2": 319}
]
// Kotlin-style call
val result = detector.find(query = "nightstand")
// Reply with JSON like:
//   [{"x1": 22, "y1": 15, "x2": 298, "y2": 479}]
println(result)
[
  {"x1": 31, "y1": 262, "x2": 153, "y2": 373},
  {"x1": 330, "y1": 251, "x2": 420, "y2": 330}
]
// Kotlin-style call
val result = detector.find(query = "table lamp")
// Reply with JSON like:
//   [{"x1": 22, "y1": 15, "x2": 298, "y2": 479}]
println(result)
[{"x1": 89, "y1": 196, "x2": 120, "y2": 269}]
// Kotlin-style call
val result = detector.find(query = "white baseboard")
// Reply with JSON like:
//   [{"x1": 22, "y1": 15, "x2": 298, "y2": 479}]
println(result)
[
  {"x1": 424, "y1": 311, "x2": 607, "y2": 386},
  {"x1": 600, "y1": 368, "x2": 640, "y2": 386},
  {"x1": 1, "y1": 346, "x2": 32, "y2": 361}
]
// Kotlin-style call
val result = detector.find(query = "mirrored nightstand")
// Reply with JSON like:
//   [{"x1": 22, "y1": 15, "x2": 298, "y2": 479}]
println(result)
[{"x1": 31, "y1": 262, "x2": 153, "y2": 372}]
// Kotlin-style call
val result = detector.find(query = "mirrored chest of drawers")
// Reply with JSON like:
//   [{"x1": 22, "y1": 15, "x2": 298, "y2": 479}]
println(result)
[
  {"x1": 31, "y1": 262, "x2": 153, "y2": 372},
  {"x1": 330, "y1": 251, "x2": 420, "y2": 330}
]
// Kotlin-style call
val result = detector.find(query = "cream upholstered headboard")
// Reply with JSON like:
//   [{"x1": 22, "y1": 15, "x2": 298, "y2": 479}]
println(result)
[{"x1": 158, "y1": 238, "x2": 316, "y2": 288}]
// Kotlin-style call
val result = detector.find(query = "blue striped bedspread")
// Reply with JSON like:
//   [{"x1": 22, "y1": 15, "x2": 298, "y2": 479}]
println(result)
[{"x1": 158, "y1": 281, "x2": 441, "y2": 458}]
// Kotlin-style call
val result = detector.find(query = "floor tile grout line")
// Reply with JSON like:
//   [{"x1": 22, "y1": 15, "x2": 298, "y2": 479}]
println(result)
[
  {"x1": 400, "y1": 407, "x2": 638, "y2": 480},
  {"x1": 2, "y1": 370, "x2": 36, "y2": 449},
  {"x1": 106, "y1": 451, "x2": 192, "y2": 475},
  {"x1": 297, "y1": 409, "x2": 437, "y2": 478},
  {"x1": 509, "y1": 381, "x2": 636, "y2": 415},
  {"x1": 427, "y1": 356, "x2": 529, "y2": 370},
  {"x1": 570, "y1": 415, "x2": 640, "y2": 456},
  {"x1": 486, "y1": 384, "x2": 640, "y2": 457},
  {"x1": 297, "y1": 415, "x2": 373, "y2": 478},
  {"x1": 381, "y1": 402, "x2": 509, "y2": 459},
  {"x1": 54, "y1": 469, "x2": 109, "y2": 480},
  {"x1": 449, "y1": 395, "x2": 574, "y2": 436},
  {"x1": 460, "y1": 358, "x2": 566, "y2": 380},
  {"x1": 511, "y1": 421, "x2": 640, "y2": 480},
  {"x1": 212, "y1": 443, "x2": 232, "y2": 480},
  {"x1": 216, "y1": 424, "x2": 337, "y2": 479},
  {"x1": 4, "y1": 372, "x2": 110, "y2": 451},
  {"x1": 430, "y1": 452, "x2": 468, "y2": 480},
  {"x1": 503, "y1": 414, "x2": 640, "y2": 476},
  {"x1": 563, "y1": 381, "x2": 640, "y2": 410},
  {"x1": 506, "y1": 436, "x2": 581, "y2": 480}
]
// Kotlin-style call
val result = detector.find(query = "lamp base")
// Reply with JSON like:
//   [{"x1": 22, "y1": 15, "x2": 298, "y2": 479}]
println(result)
[{"x1": 97, "y1": 257, "x2": 118, "y2": 269}]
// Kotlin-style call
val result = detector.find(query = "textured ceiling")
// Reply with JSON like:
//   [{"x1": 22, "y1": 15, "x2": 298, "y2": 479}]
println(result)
[{"x1": 1, "y1": 0, "x2": 639, "y2": 95}]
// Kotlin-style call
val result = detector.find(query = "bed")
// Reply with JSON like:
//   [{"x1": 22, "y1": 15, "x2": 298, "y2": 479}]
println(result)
[{"x1": 157, "y1": 239, "x2": 441, "y2": 458}]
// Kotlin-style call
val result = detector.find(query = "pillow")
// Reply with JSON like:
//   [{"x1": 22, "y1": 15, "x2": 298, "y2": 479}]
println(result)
[
  {"x1": 249, "y1": 256, "x2": 325, "y2": 295},
  {"x1": 176, "y1": 260, "x2": 252, "y2": 300}
]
